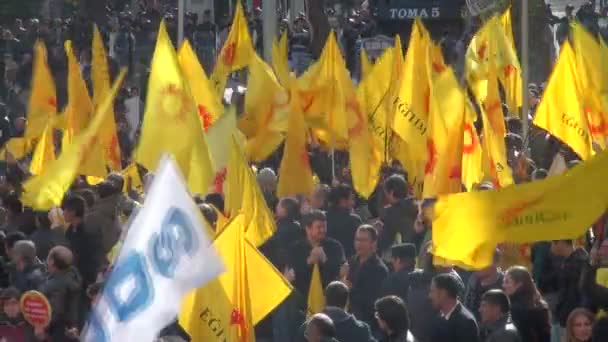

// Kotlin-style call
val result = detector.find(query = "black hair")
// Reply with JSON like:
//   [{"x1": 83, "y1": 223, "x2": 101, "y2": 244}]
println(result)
[
  {"x1": 301, "y1": 209, "x2": 326, "y2": 229},
  {"x1": 383, "y1": 174, "x2": 408, "y2": 199},
  {"x1": 279, "y1": 197, "x2": 301, "y2": 220},
  {"x1": 374, "y1": 295, "x2": 410, "y2": 335},
  {"x1": 62, "y1": 195, "x2": 86, "y2": 218},
  {"x1": 432, "y1": 273, "x2": 461, "y2": 299},
  {"x1": 3, "y1": 193, "x2": 22, "y2": 215},
  {"x1": 357, "y1": 224, "x2": 378, "y2": 241},
  {"x1": 75, "y1": 188, "x2": 97, "y2": 208},
  {"x1": 328, "y1": 183, "x2": 353, "y2": 207},
  {"x1": 5, "y1": 231, "x2": 26, "y2": 250},
  {"x1": 482, "y1": 289, "x2": 511, "y2": 314},
  {"x1": 198, "y1": 203, "x2": 217, "y2": 229},
  {"x1": 204, "y1": 193, "x2": 225, "y2": 213},
  {"x1": 324, "y1": 281, "x2": 349, "y2": 308}
]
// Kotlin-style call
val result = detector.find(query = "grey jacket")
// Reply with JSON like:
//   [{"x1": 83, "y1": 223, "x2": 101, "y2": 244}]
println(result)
[{"x1": 483, "y1": 317, "x2": 521, "y2": 342}]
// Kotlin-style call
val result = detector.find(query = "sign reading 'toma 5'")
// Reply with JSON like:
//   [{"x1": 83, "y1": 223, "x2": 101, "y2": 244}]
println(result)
[{"x1": 372, "y1": 0, "x2": 467, "y2": 20}]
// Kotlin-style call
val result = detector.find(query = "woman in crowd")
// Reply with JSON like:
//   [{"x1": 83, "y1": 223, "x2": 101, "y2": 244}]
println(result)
[
  {"x1": 565, "y1": 308, "x2": 594, "y2": 342},
  {"x1": 503, "y1": 266, "x2": 551, "y2": 342}
]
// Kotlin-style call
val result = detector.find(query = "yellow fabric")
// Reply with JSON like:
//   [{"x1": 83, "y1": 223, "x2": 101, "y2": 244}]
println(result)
[
  {"x1": 392, "y1": 19, "x2": 432, "y2": 158},
  {"x1": 121, "y1": 163, "x2": 143, "y2": 192},
  {"x1": 480, "y1": 62, "x2": 513, "y2": 188},
  {"x1": 29, "y1": 123, "x2": 55, "y2": 175},
  {"x1": 461, "y1": 107, "x2": 483, "y2": 191},
  {"x1": 178, "y1": 40, "x2": 223, "y2": 130},
  {"x1": 360, "y1": 48, "x2": 372, "y2": 80},
  {"x1": 307, "y1": 263, "x2": 326, "y2": 316},
  {"x1": 596, "y1": 269, "x2": 608, "y2": 318},
  {"x1": 432, "y1": 147, "x2": 608, "y2": 269},
  {"x1": 1, "y1": 138, "x2": 30, "y2": 160},
  {"x1": 277, "y1": 88, "x2": 315, "y2": 198},
  {"x1": 25, "y1": 41, "x2": 57, "y2": 141},
  {"x1": 533, "y1": 42, "x2": 591, "y2": 160},
  {"x1": 210, "y1": 1, "x2": 255, "y2": 97},
  {"x1": 272, "y1": 32, "x2": 291, "y2": 87},
  {"x1": 498, "y1": 8, "x2": 522, "y2": 114},
  {"x1": 63, "y1": 40, "x2": 107, "y2": 178},
  {"x1": 21, "y1": 70, "x2": 126, "y2": 210},
  {"x1": 225, "y1": 138, "x2": 276, "y2": 246},
  {"x1": 134, "y1": 22, "x2": 214, "y2": 195},
  {"x1": 92, "y1": 25, "x2": 122, "y2": 170},
  {"x1": 179, "y1": 214, "x2": 292, "y2": 342}
]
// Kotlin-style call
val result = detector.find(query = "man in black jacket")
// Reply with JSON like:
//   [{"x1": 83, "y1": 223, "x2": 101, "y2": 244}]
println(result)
[
  {"x1": 326, "y1": 184, "x2": 362, "y2": 259},
  {"x1": 429, "y1": 273, "x2": 480, "y2": 342},
  {"x1": 551, "y1": 239, "x2": 589, "y2": 330},
  {"x1": 378, "y1": 175, "x2": 418, "y2": 254},
  {"x1": 346, "y1": 225, "x2": 389, "y2": 330},
  {"x1": 380, "y1": 243, "x2": 418, "y2": 303},
  {"x1": 479, "y1": 290, "x2": 521, "y2": 342},
  {"x1": 288, "y1": 210, "x2": 345, "y2": 299}
]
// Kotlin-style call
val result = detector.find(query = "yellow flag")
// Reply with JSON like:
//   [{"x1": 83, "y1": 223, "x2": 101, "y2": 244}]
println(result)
[
  {"x1": 179, "y1": 214, "x2": 292, "y2": 342},
  {"x1": 92, "y1": 25, "x2": 122, "y2": 170},
  {"x1": 360, "y1": 48, "x2": 372, "y2": 80},
  {"x1": 29, "y1": 123, "x2": 55, "y2": 175},
  {"x1": 533, "y1": 42, "x2": 591, "y2": 160},
  {"x1": 225, "y1": 137, "x2": 276, "y2": 246},
  {"x1": 1, "y1": 138, "x2": 30, "y2": 160},
  {"x1": 120, "y1": 163, "x2": 143, "y2": 192},
  {"x1": 277, "y1": 88, "x2": 315, "y2": 197},
  {"x1": 22, "y1": 70, "x2": 126, "y2": 210},
  {"x1": 25, "y1": 41, "x2": 57, "y2": 141},
  {"x1": 307, "y1": 263, "x2": 326, "y2": 316},
  {"x1": 178, "y1": 40, "x2": 223, "y2": 130},
  {"x1": 272, "y1": 31, "x2": 291, "y2": 87},
  {"x1": 432, "y1": 147, "x2": 608, "y2": 269},
  {"x1": 461, "y1": 107, "x2": 483, "y2": 191},
  {"x1": 392, "y1": 19, "x2": 432, "y2": 155},
  {"x1": 135, "y1": 22, "x2": 214, "y2": 195},
  {"x1": 211, "y1": 1, "x2": 255, "y2": 96},
  {"x1": 63, "y1": 40, "x2": 107, "y2": 178}
]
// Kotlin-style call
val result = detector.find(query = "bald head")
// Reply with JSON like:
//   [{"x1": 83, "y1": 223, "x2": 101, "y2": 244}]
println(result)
[{"x1": 48, "y1": 245, "x2": 73, "y2": 271}]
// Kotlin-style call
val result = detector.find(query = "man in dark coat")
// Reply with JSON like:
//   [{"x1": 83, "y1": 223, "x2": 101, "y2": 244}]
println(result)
[
  {"x1": 347, "y1": 225, "x2": 389, "y2": 329},
  {"x1": 479, "y1": 290, "x2": 522, "y2": 342},
  {"x1": 551, "y1": 239, "x2": 589, "y2": 328},
  {"x1": 288, "y1": 210, "x2": 346, "y2": 299},
  {"x1": 39, "y1": 245, "x2": 82, "y2": 341},
  {"x1": 429, "y1": 273, "x2": 480, "y2": 342},
  {"x1": 380, "y1": 243, "x2": 418, "y2": 303},
  {"x1": 378, "y1": 175, "x2": 418, "y2": 254},
  {"x1": 326, "y1": 184, "x2": 362, "y2": 259}
]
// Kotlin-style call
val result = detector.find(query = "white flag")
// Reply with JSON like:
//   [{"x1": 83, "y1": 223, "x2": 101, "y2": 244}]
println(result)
[{"x1": 82, "y1": 156, "x2": 224, "y2": 341}]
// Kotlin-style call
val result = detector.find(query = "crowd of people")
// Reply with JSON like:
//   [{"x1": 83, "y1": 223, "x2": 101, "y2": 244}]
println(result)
[{"x1": 0, "y1": 0, "x2": 607, "y2": 342}]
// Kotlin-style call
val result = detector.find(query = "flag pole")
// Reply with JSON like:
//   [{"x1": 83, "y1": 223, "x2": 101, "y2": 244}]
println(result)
[
  {"x1": 178, "y1": 0, "x2": 185, "y2": 46},
  {"x1": 521, "y1": 0, "x2": 530, "y2": 154}
]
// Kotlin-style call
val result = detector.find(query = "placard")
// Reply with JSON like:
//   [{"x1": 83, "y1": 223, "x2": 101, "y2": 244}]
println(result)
[{"x1": 20, "y1": 291, "x2": 52, "y2": 328}]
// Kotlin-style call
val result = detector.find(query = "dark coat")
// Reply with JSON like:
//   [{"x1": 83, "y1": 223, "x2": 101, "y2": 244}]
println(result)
[
  {"x1": 11, "y1": 262, "x2": 46, "y2": 293},
  {"x1": 509, "y1": 290, "x2": 551, "y2": 342},
  {"x1": 39, "y1": 266, "x2": 82, "y2": 340},
  {"x1": 84, "y1": 194, "x2": 123, "y2": 254},
  {"x1": 326, "y1": 207, "x2": 362, "y2": 258},
  {"x1": 288, "y1": 238, "x2": 346, "y2": 297},
  {"x1": 482, "y1": 316, "x2": 522, "y2": 342},
  {"x1": 463, "y1": 272, "x2": 504, "y2": 321},
  {"x1": 348, "y1": 255, "x2": 389, "y2": 327},
  {"x1": 260, "y1": 218, "x2": 304, "y2": 270},
  {"x1": 580, "y1": 262, "x2": 608, "y2": 311},
  {"x1": 379, "y1": 198, "x2": 418, "y2": 252},
  {"x1": 379, "y1": 266, "x2": 417, "y2": 303},
  {"x1": 30, "y1": 227, "x2": 68, "y2": 261},
  {"x1": 407, "y1": 270, "x2": 437, "y2": 342},
  {"x1": 65, "y1": 223, "x2": 105, "y2": 287},
  {"x1": 429, "y1": 303, "x2": 480, "y2": 342},
  {"x1": 325, "y1": 306, "x2": 377, "y2": 342},
  {"x1": 555, "y1": 248, "x2": 589, "y2": 326}
]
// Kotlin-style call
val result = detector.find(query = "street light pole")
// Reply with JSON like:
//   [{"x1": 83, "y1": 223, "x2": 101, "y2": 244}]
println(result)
[
  {"x1": 521, "y1": 0, "x2": 530, "y2": 152},
  {"x1": 178, "y1": 0, "x2": 185, "y2": 46}
]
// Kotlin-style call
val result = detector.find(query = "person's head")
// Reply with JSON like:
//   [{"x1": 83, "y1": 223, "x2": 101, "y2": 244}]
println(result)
[
  {"x1": 4, "y1": 231, "x2": 26, "y2": 260},
  {"x1": 62, "y1": 195, "x2": 86, "y2": 224},
  {"x1": 354, "y1": 225, "x2": 378, "y2": 258},
  {"x1": 328, "y1": 184, "x2": 355, "y2": 210},
  {"x1": 504, "y1": 266, "x2": 541, "y2": 305},
  {"x1": 47, "y1": 245, "x2": 73, "y2": 273},
  {"x1": 106, "y1": 172, "x2": 126, "y2": 194},
  {"x1": 304, "y1": 313, "x2": 335, "y2": 342},
  {"x1": 311, "y1": 184, "x2": 330, "y2": 210},
  {"x1": 96, "y1": 181, "x2": 117, "y2": 199},
  {"x1": 375, "y1": 295, "x2": 409, "y2": 336},
  {"x1": 383, "y1": 174, "x2": 408, "y2": 203},
  {"x1": 12, "y1": 240, "x2": 36, "y2": 270},
  {"x1": 324, "y1": 281, "x2": 349, "y2": 309},
  {"x1": 390, "y1": 243, "x2": 417, "y2": 272},
  {"x1": 476, "y1": 250, "x2": 500, "y2": 280},
  {"x1": 276, "y1": 197, "x2": 300, "y2": 220},
  {"x1": 479, "y1": 289, "x2": 511, "y2": 324},
  {"x1": 566, "y1": 4, "x2": 575, "y2": 15},
  {"x1": 3, "y1": 193, "x2": 23, "y2": 219},
  {"x1": 202, "y1": 9, "x2": 211, "y2": 22},
  {"x1": 75, "y1": 188, "x2": 97, "y2": 209},
  {"x1": 566, "y1": 308, "x2": 594, "y2": 342},
  {"x1": 34, "y1": 211, "x2": 52, "y2": 230},
  {"x1": 302, "y1": 210, "x2": 327, "y2": 245},
  {"x1": 13, "y1": 117, "x2": 26, "y2": 133},
  {"x1": 257, "y1": 168, "x2": 277, "y2": 193},
  {"x1": 551, "y1": 239, "x2": 575, "y2": 257},
  {"x1": 429, "y1": 273, "x2": 460, "y2": 310},
  {"x1": 1, "y1": 287, "x2": 21, "y2": 318},
  {"x1": 204, "y1": 193, "x2": 225, "y2": 213}
]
